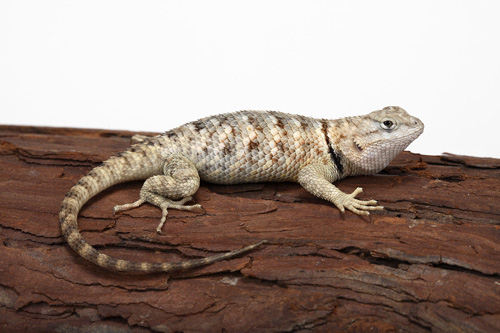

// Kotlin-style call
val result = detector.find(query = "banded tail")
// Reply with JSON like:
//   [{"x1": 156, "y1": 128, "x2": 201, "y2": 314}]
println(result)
[{"x1": 59, "y1": 143, "x2": 265, "y2": 272}]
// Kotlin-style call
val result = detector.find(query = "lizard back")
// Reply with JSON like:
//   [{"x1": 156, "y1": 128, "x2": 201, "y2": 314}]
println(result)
[{"x1": 156, "y1": 111, "x2": 332, "y2": 184}]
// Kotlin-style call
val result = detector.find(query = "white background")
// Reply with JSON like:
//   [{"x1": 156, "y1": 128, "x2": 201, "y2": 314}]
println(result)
[{"x1": 1, "y1": 1, "x2": 499, "y2": 158}]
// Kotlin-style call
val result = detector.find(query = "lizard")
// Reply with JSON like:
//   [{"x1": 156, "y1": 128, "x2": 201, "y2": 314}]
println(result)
[{"x1": 59, "y1": 106, "x2": 424, "y2": 273}]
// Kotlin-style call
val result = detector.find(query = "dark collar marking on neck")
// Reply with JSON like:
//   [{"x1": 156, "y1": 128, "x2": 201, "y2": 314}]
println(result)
[{"x1": 321, "y1": 120, "x2": 344, "y2": 175}]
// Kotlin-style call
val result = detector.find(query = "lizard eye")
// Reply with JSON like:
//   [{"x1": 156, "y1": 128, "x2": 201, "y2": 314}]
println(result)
[{"x1": 380, "y1": 118, "x2": 397, "y2": 130}]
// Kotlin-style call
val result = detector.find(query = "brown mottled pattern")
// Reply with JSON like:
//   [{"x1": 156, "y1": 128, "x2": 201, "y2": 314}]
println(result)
[{"x1": 60, "y1": 107, "x2": 424, "y2": 272}]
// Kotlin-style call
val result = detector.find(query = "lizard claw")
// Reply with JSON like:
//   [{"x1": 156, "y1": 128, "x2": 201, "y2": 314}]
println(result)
[{"x1": 338, "y1": 187, "x2": 384, "y2": 216}]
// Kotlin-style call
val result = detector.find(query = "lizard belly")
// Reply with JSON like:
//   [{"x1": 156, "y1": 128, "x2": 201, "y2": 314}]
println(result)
[{"x1": 195, "y1": 151, "x2": 300, "y2": 184}]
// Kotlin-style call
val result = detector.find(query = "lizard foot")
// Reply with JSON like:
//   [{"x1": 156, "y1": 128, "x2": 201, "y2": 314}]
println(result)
[
  {"x1": 335, "y1": 187, "x2": 384, "y2": 216},
  {"x1": 113, "y1": 199, "x2": 146, "y2": 215},
  {"x1": 113, "y1": 196, "x2": 203, "y2": 234},
  {"x1": 156, "y1": 197, "x2": 203, "y2": 234}
]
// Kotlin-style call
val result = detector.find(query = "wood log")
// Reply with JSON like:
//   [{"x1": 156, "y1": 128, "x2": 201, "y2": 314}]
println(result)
[{"x1": 0, "y1": 124, "x2": 499, "y2": 332}]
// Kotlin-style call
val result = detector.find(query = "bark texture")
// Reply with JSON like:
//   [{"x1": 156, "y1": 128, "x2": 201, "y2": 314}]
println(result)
[{"x1": 0, "y1": 125, "x2": 499, "y2": 332}]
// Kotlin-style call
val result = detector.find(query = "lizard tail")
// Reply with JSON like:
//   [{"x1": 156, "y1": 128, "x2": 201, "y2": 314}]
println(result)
[{"x1": 59, "y1": 144, "x2": 265, "y2": 273}]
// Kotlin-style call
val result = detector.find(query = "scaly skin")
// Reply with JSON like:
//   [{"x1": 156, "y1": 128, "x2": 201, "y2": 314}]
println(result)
[{"x1": 59, "y1": 106, "x2": 424, "y2": 272}]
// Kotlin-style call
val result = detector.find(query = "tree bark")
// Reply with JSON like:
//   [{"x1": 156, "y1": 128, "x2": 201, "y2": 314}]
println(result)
[{"x1": 1, "y1": 125, "x2": 499, "y2": 332}]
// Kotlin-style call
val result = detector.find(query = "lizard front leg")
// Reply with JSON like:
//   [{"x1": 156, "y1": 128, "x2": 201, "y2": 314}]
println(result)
[
  {"x1": 114, "y1": 154, "x2": 202, "y2": 233},
  {"x1": 298, "y1": 163, "x2": 384, "y2": 215}
]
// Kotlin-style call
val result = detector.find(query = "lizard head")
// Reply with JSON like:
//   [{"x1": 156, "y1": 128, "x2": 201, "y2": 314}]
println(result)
[{"x1": 339, "y1": 106, "x2": 424, "y2": 175}]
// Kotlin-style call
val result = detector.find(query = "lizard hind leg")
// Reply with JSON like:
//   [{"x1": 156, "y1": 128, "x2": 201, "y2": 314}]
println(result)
[{"x1": 113, "y1": 154, "x2": 202, "y2": 234}]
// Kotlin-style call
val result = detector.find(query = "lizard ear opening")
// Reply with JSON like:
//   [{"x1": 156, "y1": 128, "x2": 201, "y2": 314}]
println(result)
[{"x1": 353, "y1": 140, "x2": 363, "y2": 152}]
